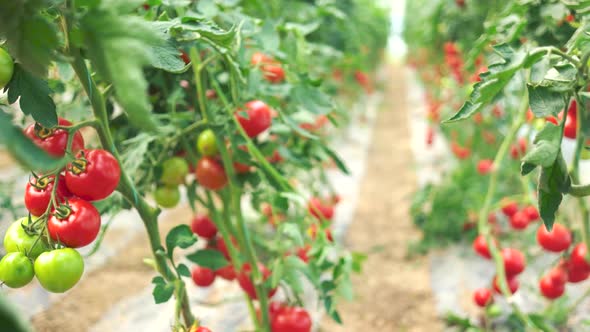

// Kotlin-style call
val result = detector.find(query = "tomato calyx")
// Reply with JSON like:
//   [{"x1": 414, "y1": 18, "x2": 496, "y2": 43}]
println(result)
[
  {"x1": 33, "y1": 123, "x2": 57, "y2": 140},
  {"x1": 53, "y1": 203, "x2": 74, "y2": 220},
  {"x1": 29, "y1": 174, "x2": 52, "y2": 190},
  {"x1": 68, "y1": 152, "x2": 89, "y2": 176}
]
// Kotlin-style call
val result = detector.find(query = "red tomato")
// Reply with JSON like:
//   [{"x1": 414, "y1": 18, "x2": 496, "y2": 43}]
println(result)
[
  {"x1": 191, "y1": 266, "x2": 216, "y2": 287},
  {"x1": 570, "y1": 243, "x2": 590, "y2": 272},
  {"x1": 237, "y1": 263, "x2": 277, "y2": 300},
  {"x1": 271, "y1": 306, "x2": 312, "y2": 332},
  {"x1": 509, "y1": 211, "x2": 529, "y2": 230},
  {"x1": 261, "y1": 64, "x2": 285, "y2": 83},
  {"x1": 523, "y1": 205, "x2": 539, "y2": 222},
  {"x1": 546, "y1": 116, "x2": 559, "y2": 125},
  {"x1": 216, "y1": 235, "x2": 238, "y2": 260},
  {"x1": 492, "y1": 275, "x2": 519, "y2": 295},
  {"x1": 564, "y1": 113, "x2": 577, "y2": 139},
  {"x1": 296, "y1": 246, "x2": 310, "y2": 263},
  {"x1": 195, "y1": 327, "x2": 211, "y2": 332},
  {"x1": 205, "y1": 89, "x2": 217, "y2": 100},
  {"x1": 547, "y1": 267, "x2": 568, "y2": 285},
  {"x1": 501, "y1": 200, "x2": 518, "y2": 217},
  {"x1": 518, "y1": 137, "x2": 527, "y2": 154},
  {"x1": 236, "y1": 101, "x2": 272, "y2": 138},
  {"x1": 473, "y1": 288, "x2": 492, "y2": 307},
  {"x1": 539, "y1": 274, "x2": 565, "y2": 299},
  {"x1": 48, "y1": 198, "x2": 101, "y2": 248},
  {"x1": 195, "y1": 157, "x2": 228, "y2": 190},
  {"x1": 308, "y1": 197, "x2": 334, "y2": 220},
  {"x1": 251, "y1": 52, "x2": 273, "y2": 66},
  {"x1": 191, "y1": 215, "x2": 218, "y2": 239},
  {"x1": 476, "y1": 159, "x2": 493, "y2": 175},
  {"x1": 215, "y1": 265, "x2": 236, "y2": 281},
  {"x1": 537, "y1": 223, "x2": 571, "y2": 252},
  {"x1": 24, "y1": 118, "x2": 85, "y2": 157},
  {"x1": 65, "y1": 149, "x2": 121, "y2": 201},
  {"x1": 451, "y1": 142, "x2": 470, "y2": 159},
  {"x1": 566, "y1": 259, "x2": 590, "y2": 283},
  {"x1": 566, "y1": 14, "x2": 575, "y2": 22},
  {"x1": 501, "y1": 248, "x2": 525, "y2": 277},
  {"x1": 472, "y1": 235, "x2": 492, "y2": 259},
  {"x1": 308, "y1": 224, "x2": 333, "y2": 242},
  {"x1": 426, "y1": 127, "x2": 434, "y2": 146},
  {"x1": 24, "y1": 175, "x2": 71, "y2": 217}
]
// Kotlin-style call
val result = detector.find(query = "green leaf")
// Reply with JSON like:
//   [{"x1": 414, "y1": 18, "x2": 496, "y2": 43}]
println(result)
[
  {"x1": 444, "y1": 45, "x2": 528, "y2": 123},
  {"x1": 527, "y1": 85, "x2": 565, "y2": 118},
  {"x1": 4, "y1": 65, "x2": 57, "y2": 127},
  {"x1": 80, "y1": 1, "x2": 163, "y2": 131},
  {"x1": 151, "y1": 277, "x2": 175, "y2": 304},
  {"x1": 579, "y1": 92, "x2": 590, "y2": 137},
  {"x1": 186, "y1": 249, "x2": 229, "y2": 270},
  {"x1": 177, "y1": 263, "x2": 191, "y2": 277},
  {"x1": 537, "y1": 154, "x2": 570, "y2": 230},
  {"x1": 0, "y1": 1, "x2": 59, "y2": 76},
  {"x1": 165, "y1": 225, "x2": 197, "y2": 258},
  {"x1": 0, "y1": 109, "x2": 69, "y2": 172},
  {"x1": 522, "y1": 123, "x2": 562, "y2": 169},
  {"x1": 0, "y1": 293, "x2": 32, "y2": 332},
  {"x1": 148, "y1": 22, "x2": 186, "y2": 73},
  {"x1": 320, "y1": 145, "x2": 350, "y2": 175}
]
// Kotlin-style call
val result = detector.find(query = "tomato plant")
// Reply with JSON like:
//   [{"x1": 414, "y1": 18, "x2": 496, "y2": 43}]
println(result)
[
  {"x1": 406, "y1": 0, "x2": 590, "y2": 329},
  {"x1": 0, "y1": 252, "x2": 34, "y2": 288},
  {"x1": 0, "y1": 0, "x2": 389, "y2": 330}
]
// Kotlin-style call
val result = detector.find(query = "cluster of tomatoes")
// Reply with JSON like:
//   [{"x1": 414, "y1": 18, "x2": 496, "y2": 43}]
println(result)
[
  {"x1": 0, "y1": 117, "x2": 120, "y2": 293},
  {"x1": 471, "y1": 197, "x2": 590, "y2": 306},
  {"x1": 188, "y1": 212, "x2": 314, "y2": 332}
]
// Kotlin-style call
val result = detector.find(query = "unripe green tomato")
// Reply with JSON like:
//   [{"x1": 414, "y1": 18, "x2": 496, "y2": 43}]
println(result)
[
  {"x1": 155, "y1": 186, "x2": 180, "y2": 208},
  {"x1": 160, "y1": 157, "x2": 189, "y2": 185},
  {"x1": 0, "y1": 252, "x2": 34, "y2": 288},
  {"x1": 0, "y1": 48, "x2": 14, "y2": 89},
  {"x1": 197, "y1": 129, "x2": 218, "y2": 156},
  {"x1": 533, "y1": 119, "x2": 546, "y2": 131},
  {"x1": 486, "y1": 304, "x2": 502, "y2": 318},
  {"x1": 581, "y1": 147, "x2": 590, "y2": 160},
  {"x1": 4, "y1": 217, "x2": 49, "y2": 259},
  {"x1": 34, "y1": 248, "x2": 84, "y2": 293}
]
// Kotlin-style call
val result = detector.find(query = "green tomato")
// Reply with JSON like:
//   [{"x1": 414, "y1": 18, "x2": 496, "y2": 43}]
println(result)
[
  {"x1": 160, "y1": 157, "x2": 189, "y2": 185},
  {"x1": 4, "y1": 218, "x2": 48, "y2": 259},
  {"x1": 154, "y1": 186, "x2": 180, "y2": 208},
  {"x1": 197, "y1": 129, "x2": 219, "y2": 156},
  {"x1": 0, "y1": 48, "x2": 14, "y2": 89},
  {"x1": 34, "y1": 248, "x2": 84, "y2": 293},
  {"x1": 0, "y1": 252, "x2": 34, "y2": 288},
  {"x1": 486, "y1": 304, "x2": 502, "y2": 318}
]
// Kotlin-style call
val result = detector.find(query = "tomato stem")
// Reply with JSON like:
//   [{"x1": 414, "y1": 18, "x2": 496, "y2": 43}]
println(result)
[
  {"x1": 476, "y1": 71, "x2": 535, "y2": 328},
  {"x1": 69, "y1": 47, "x2": 195, "y2": 327}
]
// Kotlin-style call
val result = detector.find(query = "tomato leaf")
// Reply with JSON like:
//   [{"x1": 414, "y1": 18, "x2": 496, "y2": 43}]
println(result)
[
  {"x1": 521, "y1": 123, "x2": 562, "y2": 170},
  {"x1": 186, "y1": 249, "x2": 229, "y2": 270},
  {"x1": 444, "y1": 44, "x2": 531, "y2": 123},
  {"x1": 176, "y1": 263, "x2": 191, "y2": 278},
  {"x1": 4, "y1": 65, "x2": 57, "y2": 128},
  {"x1": 80, "y1": 1, "x2": 163, "y2": 132},
  {"x1": 165, "y1": 225, "x2": 197, "y2": 259},
  {"x1": 538, "y1": 154, "x2": 570, "y2": 230},
  {"x1": 579, "y1": 92, "x2": 590, "y2": 137},
  {"x1": 148, "y1": 22, "x2": 187, "y2": 73},
  {"x1": 0, "y1": 109, "x2": 69, "y2": 172},
  {"x1": 0, "y1": 294, "x2": 32, "y2": 332},
  {"x1": 0, "y1": 1, "x2": 59, "y2": 76},
  {"x1": 527, "y1": 85, "x2": 565, "y2": 118},
  {"x1": 151, "y1": 276, "x2": 175, "y2": 304},
  {"x1": 320, "y1": 144, "x2": 350, "y2": 175}
]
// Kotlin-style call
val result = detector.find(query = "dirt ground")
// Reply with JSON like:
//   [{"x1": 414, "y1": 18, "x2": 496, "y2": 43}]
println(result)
[
  {"x1": 319, "y1": 66, "x2": 442, "y2": 332},
  {"x1": 30, "y1": 66, "x2": 442, "y2": 332}
]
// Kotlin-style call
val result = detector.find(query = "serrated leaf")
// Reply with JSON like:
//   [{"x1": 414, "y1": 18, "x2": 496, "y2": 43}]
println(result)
[
  {"x1": 521, "y1": 162, "x2": 537, "y2": 176},
  {"x1": 4, "y1": 65, "x2": 57, "y2": 127},
  {"x1": 165, "y1": 225, "x2": 197, "y2": 258},
  {"x1": 537, "y1": 154, "x2": 570, "y2": 229},
  {"x1": 148, "y1": 22, "x2": 186, "y2": 73},
  {"x1": 177, "y1": 263, "x2": 191, "y2": 277},
  {"x1": 0, "y1": 109, "x2": 69, "y2": 172},
  {"x1": 445, "y1": 45, "x2": 528, "y2": 123},
  {"x1": 527, "y1": 85, "x2": 565, "y2": 118},
  {"x1": 522, "y1": 123, "x2": 562, "y2": 168},
  {"x1": 0, "y1": 1, "x2": 58, "y2": 76},
  {"x1": 80, "y1": 1, "x2": 162, "y2": 131},
  {"x1": 186, "y1": 249, "x2": 229, "y2": 270},
  {"x1": 152, "y1": 282, "x2": 175, "y2": 304}
]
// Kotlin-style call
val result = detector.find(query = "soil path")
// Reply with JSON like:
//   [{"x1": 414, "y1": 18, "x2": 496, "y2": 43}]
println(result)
[{"x1": 320, "y1": 66, "x2": 442, "y2": 332}]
